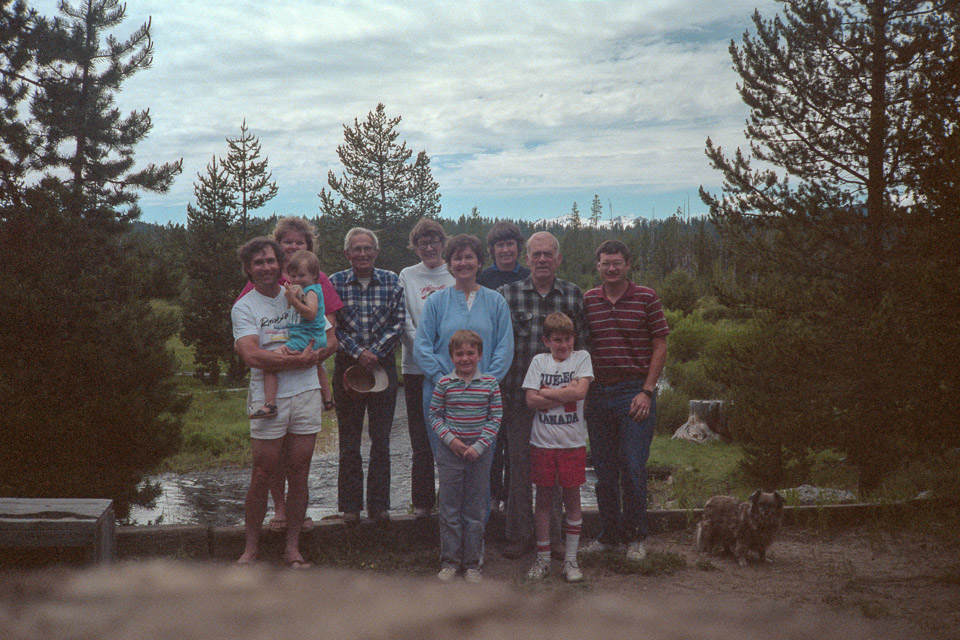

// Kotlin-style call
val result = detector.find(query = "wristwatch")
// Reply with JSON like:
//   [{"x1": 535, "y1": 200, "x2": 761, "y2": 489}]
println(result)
[{"x1": 641, "y1": 388, "x2": 655, "y2": 399}]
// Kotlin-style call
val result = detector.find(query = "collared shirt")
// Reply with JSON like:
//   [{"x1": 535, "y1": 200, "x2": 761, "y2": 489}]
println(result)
[
  {"x1": 330, "y1": 267, "x2": 405, "y2": 360},
  {"x1": 428, "y1": 371, "x2": 503, "y2": 454},
  {"x1": 477, "y1": 263, "x2": 531, "y2": 291},
  {"x1": 497, "y1": 275, "x2": 589, "y2": 400},
  {"x1": 583, "y1": 280, "x2": 670, "y2": 383}
]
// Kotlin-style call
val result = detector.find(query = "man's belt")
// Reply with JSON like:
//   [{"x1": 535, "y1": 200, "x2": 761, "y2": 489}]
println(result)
[{"x1": 594, "y1": 370, "x2": 645, "y2": 386}]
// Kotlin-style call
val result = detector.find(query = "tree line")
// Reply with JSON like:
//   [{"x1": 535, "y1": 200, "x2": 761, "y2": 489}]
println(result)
[{"x1": 2, "y1": 0, "x2": 956, "y2": 513}]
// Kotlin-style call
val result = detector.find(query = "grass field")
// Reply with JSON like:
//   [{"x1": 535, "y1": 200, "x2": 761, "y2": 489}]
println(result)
[
  {"x1": 151, "y1": 300, "x2": 957, "y2": 507},
  {"x1": 151, "y1": 299, "x2": 337, "y2": 473}
]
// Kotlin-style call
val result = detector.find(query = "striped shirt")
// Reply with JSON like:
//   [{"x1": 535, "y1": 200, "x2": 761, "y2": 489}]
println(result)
[
  {"x1": 428, "y1": 372, "x2": 503, "y2": 454},
  {"x1": 583, "y1": 281, "x2": 670, "y2": 384},
  {"x1": 329, "y1": 267, "x2": 405, "y2": 360}
]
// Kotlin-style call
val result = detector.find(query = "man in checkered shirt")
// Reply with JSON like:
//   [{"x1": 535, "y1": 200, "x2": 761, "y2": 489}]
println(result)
[
  {"x1": 497, "y1": 231, "x2": 589, "y2": 559},
  {"x1": 330, "y1": 227, "x2": 405, "y2": 524}
]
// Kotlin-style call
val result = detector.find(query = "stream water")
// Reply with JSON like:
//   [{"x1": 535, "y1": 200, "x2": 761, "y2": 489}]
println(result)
[{"x1": 127, "y1": 398, "x2": 597, "y2": 526}]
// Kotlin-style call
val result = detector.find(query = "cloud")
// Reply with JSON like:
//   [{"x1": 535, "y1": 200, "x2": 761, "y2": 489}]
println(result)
[{"x1": 28, "y1": 0, "x2": 780, "y2": 223}]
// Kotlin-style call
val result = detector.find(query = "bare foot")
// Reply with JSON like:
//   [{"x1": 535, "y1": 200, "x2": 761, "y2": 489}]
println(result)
[
  {"x1": 284, "y1": 551, "x2": 311, "y2": 570},
  {"x1": 237, "y1": 550, "x2": 258, "y2": 565}
]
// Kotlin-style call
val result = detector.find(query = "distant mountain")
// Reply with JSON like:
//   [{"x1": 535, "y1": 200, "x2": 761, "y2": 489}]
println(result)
[{"x1": 532, "y1": 213, "x2": 645, "y2": 229}]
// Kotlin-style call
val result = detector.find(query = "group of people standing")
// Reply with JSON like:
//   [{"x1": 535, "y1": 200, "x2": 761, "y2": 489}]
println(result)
[{"x1": 230, "y1": 216, "x2": 669, "y2": 582}]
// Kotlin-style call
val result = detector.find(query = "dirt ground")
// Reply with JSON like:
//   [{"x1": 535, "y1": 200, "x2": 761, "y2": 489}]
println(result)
[
  {"x1": 473, "y1": 523, "x2": 960, "y2": 640},
  {"x1": 2, "y1": 522, "x2": 957, "y2": 639}
]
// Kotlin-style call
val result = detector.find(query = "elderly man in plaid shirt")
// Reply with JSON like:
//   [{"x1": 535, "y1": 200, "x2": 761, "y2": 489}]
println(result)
[
  {"x1": 330, "y1": 227, "x2": 405, "y2": 524},
  {"x1": 498, "y1": 231, "x2": 589, "y2": 559}
]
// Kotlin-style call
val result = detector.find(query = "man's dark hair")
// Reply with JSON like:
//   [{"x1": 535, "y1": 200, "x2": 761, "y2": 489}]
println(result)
[
  {"x1": 238, "y1": 237, "x2": 283, "y2": 276},
  {"x1": 485, "y1": 221, "x2": 525, "y2": 254},
  {"x1": 595, "y1": 239, "x2": 632, "y2": 264}
]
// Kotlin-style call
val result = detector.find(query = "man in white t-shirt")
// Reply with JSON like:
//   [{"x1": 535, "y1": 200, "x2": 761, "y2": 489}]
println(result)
[{"x1": 231, "y1": 237, "x2": 329, "y2": 569}]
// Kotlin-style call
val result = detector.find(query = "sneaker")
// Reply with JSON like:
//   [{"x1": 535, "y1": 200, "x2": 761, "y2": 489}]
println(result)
[
  {"x1": 582, "y1": 538, "x2": 614, "y2": 554},
  {"x1": 626, "y1": 540, "x2": 647, "y2": 561},
  {"x1": 525, "y1": 558, "x2": 551, "y2": 580},
  {"x1": 562, "y1": 560, "x2": 584, "y2": 583},
  {"x1": 464, "y1": 568, "x2": 482, "y2": 583},
  {"x1": 437, "y1": 566, "x2": 457, "y2": 582}
]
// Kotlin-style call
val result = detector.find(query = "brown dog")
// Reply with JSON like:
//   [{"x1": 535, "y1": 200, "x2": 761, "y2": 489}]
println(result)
[{"x1": 694, "y1": 490, "x2": 785, "y2": 566}]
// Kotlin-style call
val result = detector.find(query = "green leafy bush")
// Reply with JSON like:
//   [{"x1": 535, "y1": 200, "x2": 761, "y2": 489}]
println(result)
[{"x1": 655, "y1": 386, "x2": 690, "y2": 436}]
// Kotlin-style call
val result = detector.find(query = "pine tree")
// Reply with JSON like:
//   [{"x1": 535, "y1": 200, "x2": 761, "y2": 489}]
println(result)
[
  {"x1": 222, "y1": 119, "x2": 278, "y2": 235},
  {"x1": 319, "y1": 103, "x2": 432, "y2": 271},
  {"x1": 181, "y1": 157, "x2": 243, "y2": 385},
  {"x1": 409, "y1": 150, "x2": 441, "y2": 219},
  {"x1": 701, "y1": 0, "x2": 960, "y2": 492},
  {"x1": 0, "y1": 0, "x2": 34, "y2": 205},
  {"x1": 29, "y1": 0, "x2": 181, "y2": 224},
  {"x1": 589, "y1": 194, "x2": 602, "y2": 229},
  {"x1": 0, "y1": 0, "x2": 185, "y2": 513},
  {"x1": 568, "y1": 201, "x2": 581, "y2": 230},
  {"x1": 320, "y1": 103, "x2": 412, "y2": 228}
]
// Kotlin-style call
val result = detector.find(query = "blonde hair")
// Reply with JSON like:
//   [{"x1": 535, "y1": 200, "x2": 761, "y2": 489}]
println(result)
[
  {"x1": 285, "y1": 249, "x2": 320, "y2": 279},
  {"x1": 448, "y1": 329, "x2": 483, "y2": 356},
  {"x1": 273, "y1": 216, "x2": 318, "y2": 252},
  {"x1": 543, "y1": 312, "x2": 574, "y2": 339}
]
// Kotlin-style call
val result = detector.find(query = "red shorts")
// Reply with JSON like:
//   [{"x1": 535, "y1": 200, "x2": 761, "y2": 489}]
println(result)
[{"x1": 529, "y1": 446, "x2": 586, "y2": 488}]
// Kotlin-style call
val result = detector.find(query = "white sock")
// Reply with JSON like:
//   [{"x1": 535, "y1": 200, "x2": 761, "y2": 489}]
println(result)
[{"x1": 565, "y1": 518, "x2": 582, "y2": 563}]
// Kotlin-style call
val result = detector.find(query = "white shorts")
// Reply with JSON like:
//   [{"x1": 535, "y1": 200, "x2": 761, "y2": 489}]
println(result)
[{"x1": 249, "y1": 388, "x2": 323, "y2": 440}]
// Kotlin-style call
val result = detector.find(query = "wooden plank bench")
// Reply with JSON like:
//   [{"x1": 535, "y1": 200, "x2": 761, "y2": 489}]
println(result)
[{"x1": 0, "y1": 498, "x2": 116, "y2": 564}]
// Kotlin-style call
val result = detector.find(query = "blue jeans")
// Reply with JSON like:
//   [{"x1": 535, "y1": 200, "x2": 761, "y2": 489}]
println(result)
[
  {"x1": 436, "y1": 440, "x2": 493, "y2": 570},
  {"x1": 585, "y1": 381, "x2": 656, "y2": 543},
  {"x1": 333, "y1": 353, "x2": 398, "y2": 514},
  {"x1": 425, "y1": 379, "x2": 496, "y2": 523}
]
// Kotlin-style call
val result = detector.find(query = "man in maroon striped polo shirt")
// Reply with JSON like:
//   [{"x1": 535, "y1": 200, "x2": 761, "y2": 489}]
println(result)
[{"x1": 582, "y1": 239, "x2": 669, "y2": 562}]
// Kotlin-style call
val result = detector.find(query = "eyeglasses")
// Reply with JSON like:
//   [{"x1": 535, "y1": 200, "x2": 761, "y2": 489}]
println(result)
[
  {"x1": 416, "y1": 239, "x2": 441, "y2": 250},
  {"x1": 598, "y1": 261, "x2": 626, "y2": 270},
  {"x1": 349, "y1": 245, "x2": 377, "y2": 255}
]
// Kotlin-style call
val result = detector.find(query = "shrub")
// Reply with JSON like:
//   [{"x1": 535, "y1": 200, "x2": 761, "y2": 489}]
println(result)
[
  {"x1": 655, "y1": 386, "x2": 690, "y2": 436},
  {"x1": 659, "y1": 269, "x2": 698, "y2": 315}
]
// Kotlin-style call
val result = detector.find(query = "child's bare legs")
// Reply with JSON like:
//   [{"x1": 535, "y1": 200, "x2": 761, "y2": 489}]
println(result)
[
  {"x1": 561, "y1": 486, "x2": 582, "y2": 564},
  {"x1": 527, "y1": 484, "x2": 555, "y2": 577},
  {"x1": 251, "y1": 371, "x2": 279, "y2": 418},
  {"x1": 534, "y1": 484, "x2": 555, "y2": 548}
]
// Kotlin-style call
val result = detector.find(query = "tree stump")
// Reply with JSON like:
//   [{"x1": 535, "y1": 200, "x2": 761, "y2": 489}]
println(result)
[{"x1": 672, "y1": 400, "x2": 726, "y2": 443}]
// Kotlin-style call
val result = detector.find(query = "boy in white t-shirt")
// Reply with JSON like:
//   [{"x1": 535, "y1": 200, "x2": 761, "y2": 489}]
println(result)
[{"x1": 522, "y1": 312, "x2": 593, "y2": 583}]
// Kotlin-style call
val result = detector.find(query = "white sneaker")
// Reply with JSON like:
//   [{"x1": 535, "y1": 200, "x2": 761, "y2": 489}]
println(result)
[
  {"x1": 464, "y1": 568, "x2": 482, "y2": 583},
  {"x1": 525, "y1": 558, "x2": 551, "y2": 580},
  {"x1": 562, "y1": 560, "x2": 584, "y2": 583},
  {"x1": 626, "y1": 540, "x2": 647, "y2": 561},
  {"x1": 582, "y1": 539, "x2": 614, "y2": 554},
  {"x1": 437, "y1": 566, "x2": 457, "y2": 582}
]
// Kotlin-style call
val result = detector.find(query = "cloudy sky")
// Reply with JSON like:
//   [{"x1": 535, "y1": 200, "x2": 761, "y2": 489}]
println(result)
[{"x1": 31, "y1": 0, "x2": 781, "y2": 225}]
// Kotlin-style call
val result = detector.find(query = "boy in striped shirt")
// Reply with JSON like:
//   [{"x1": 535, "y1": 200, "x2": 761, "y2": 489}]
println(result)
[{"x1": 428, "y1": 330, "x2": 503, "y2": 583}]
